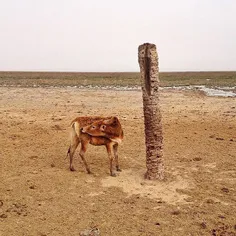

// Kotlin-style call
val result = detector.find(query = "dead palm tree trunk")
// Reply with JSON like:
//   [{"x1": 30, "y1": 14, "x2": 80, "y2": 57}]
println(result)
[{"x1": 138, "y1": 43, "x2": 164, "y2": 180}]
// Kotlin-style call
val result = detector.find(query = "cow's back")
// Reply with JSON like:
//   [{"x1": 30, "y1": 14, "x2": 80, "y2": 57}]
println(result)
[{"x1": 71, "y1": 116, "x2": 113, "y2": 127}]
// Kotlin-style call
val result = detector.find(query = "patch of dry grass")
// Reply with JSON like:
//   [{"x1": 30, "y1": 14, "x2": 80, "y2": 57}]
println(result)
[{"x1": 0, "y1": 71, "x2": 236, "y2": 87}]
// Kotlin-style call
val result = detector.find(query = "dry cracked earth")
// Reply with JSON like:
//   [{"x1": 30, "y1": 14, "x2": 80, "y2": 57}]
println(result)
[{"x1": 1, "y1": 87, "x2": 236, "y2": 236}]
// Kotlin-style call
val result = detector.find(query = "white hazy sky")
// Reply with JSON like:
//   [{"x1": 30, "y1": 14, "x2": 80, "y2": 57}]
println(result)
[{"x1": 1, "y1": 0, "x2": 236, "y2": 72}]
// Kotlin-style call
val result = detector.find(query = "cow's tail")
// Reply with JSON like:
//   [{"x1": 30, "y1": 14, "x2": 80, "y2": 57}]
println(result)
[
  {"x1": 66, "y1": 145, "x2": 71, "y2": 159},
  {"x1": 66, "y1": 122, "x2": 80, "y2": 159}
]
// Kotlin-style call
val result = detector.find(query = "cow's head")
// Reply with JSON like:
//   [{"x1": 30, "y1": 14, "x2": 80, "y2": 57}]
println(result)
[{"x1": 81, "y1": 117, "x2": 121, "y2": 138}]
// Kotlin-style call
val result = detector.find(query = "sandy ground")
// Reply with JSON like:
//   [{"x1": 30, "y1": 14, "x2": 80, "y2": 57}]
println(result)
[{"x1": 0, "y1": 87, "x2": 236, "y2": 236}]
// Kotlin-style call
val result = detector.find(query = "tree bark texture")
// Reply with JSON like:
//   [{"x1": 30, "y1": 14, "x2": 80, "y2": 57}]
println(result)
[{"x1": 138, "y1": 43, "x2": 164, "y2": 180}]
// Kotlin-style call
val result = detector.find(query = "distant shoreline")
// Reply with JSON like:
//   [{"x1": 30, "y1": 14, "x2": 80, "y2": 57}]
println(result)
[
  {"x1": 1, "y1": 70, "x2": 236, "y2": 73},
  {"x1": 0, "y1": 71, "x2": 236, "y2": 88}
]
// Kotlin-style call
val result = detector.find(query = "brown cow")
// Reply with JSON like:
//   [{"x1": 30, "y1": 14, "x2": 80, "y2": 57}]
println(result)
[{"x1": 67, "y1": 116, "x2": 123, "y2": 176}]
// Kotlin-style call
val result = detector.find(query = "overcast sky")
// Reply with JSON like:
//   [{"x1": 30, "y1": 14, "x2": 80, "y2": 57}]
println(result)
[{"x1": 1, "y1": 0, "x2": 236, "y2": 72}]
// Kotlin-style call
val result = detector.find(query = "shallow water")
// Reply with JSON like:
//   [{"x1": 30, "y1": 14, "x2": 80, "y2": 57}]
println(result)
[
  {"x1": 164, "y1": 85, "x2": 236, "y2": 97},
  {"x1": 197, "y1": 86, "x2": 236, "y2": 97},
  {"x1": 1, "y1": 84, "x2": 236, "y2": 97}
]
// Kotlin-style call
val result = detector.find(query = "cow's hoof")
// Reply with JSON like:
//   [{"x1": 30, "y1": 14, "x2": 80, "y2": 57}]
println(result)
[
  {"x1": 116, "y1": 168, "x2": 122, "y2": 172},
  {"x1": 111, "y1": 173, "x2": 117, "y2": 177},
  {"x1": 70, "y1": 167, "x2": 76, "y2": 171}
]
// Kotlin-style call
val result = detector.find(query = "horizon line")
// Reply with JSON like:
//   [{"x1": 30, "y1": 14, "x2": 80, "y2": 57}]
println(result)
[{"x1": 1, "y1": 70, "x2": 236, "y2": 73}]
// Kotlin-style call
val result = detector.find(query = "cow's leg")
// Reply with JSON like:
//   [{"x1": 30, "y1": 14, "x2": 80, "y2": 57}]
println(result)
[
  {"x1": 113, "y1": 143, "x2": 121, "y2": 172},
  {"x1": 79, "y1": 141, "x2": 91, "y2": 174},
  {"x1": 68, "y1": 135, "x2": 80, "y2": 171},
  {"x1": 106, "y1": 143, "x2": 116, "y2": 176}
]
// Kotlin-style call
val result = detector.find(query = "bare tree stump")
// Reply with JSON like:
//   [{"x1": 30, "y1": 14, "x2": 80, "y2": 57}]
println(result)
[{"x1": 138, "y1": 43, "x2": 164, "y2": 180}]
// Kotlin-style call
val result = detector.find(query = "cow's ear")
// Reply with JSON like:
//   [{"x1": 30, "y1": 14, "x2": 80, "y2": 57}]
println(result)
[
  {"x1": 112, "y1": 116, "x2": 118, "y2": 125},
  {"x1": 103, "y1": 117, "x2": 113, "y2": 125},
  {"x1": 100, "y1": 125, "x2": 106, "y2": 131}
]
